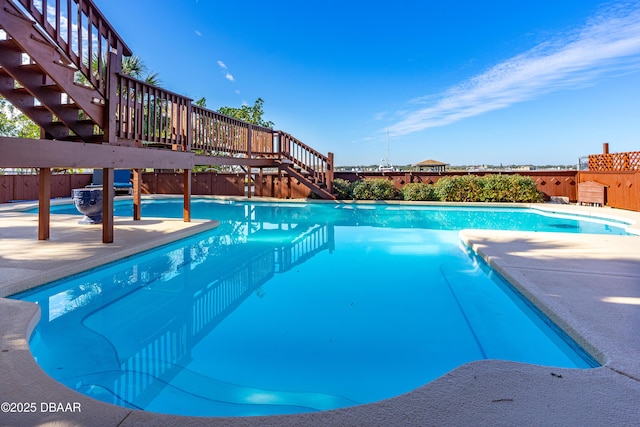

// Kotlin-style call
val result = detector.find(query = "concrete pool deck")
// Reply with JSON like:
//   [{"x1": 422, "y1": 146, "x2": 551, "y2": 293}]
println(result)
[{"x1": 0, "y1": 199, "x2": 639, "y2": 426}]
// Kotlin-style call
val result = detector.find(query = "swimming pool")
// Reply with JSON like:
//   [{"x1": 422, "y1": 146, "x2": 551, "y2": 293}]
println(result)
[{"x1": 15, "y1": 199, "x2": 622, "y2": 417}]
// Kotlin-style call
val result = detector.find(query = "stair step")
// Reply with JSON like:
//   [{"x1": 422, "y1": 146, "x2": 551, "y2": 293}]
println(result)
[
  {"x1": 41, "y1": 121, "x2": 71, "y2": 139},
  {"x1": 0, "y1": 38, "x2": 23, "y2": 52}
]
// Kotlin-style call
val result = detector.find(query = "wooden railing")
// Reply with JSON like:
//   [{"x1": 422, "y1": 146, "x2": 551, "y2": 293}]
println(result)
[
  {"x1": 588, "y1": 150, "x2": 640, "y2": 171},
  {"x1": 4, "y1": 0, "x2": 335, "y2": 198},
  {"x1": 191, "y1": 105, "x2": 274, "y2": 157},
  {"x1": 115, "y1": 74, "x2": 191, "y2": 150},
  {"x1": 277, "y1": 131, "x2": 334, "y2": 189},
  {"x1": 14, "y1": 0, "x2": 132, "y2": 94}
]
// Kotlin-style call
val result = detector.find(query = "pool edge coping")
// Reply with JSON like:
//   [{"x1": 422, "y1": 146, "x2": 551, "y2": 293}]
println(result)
[{"x1": 1, "y1": 197, "x2": 640, "y2": 425}]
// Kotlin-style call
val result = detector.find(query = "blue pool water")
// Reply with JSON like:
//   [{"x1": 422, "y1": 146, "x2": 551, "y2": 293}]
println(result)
[{"x1": 14, "y1": 199, "x2": 619, "y2": 417}]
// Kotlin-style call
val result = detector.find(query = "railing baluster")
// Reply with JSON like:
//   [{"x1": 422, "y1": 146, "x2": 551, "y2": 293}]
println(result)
[
  {"x1": 55, "y1": 0, "x2": 60, "y2": 33},
  {"x1": 76, "y1": 0, "x2": 83, "y2": 67}
]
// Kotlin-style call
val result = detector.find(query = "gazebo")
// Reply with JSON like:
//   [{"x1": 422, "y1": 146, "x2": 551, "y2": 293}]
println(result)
[{"x1": 413, "y1": 159, "x2": 448, "y2": 172}]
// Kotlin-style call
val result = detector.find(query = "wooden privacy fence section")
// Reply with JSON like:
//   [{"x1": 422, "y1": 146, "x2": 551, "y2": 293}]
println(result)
[
  {"x1": 578, "y1": 171, "x2": 639, "y2": 211},
  {"x1": 0, "y1": 170, "x2": 582, "y2": 203},
  {"x1": 336, "y1": 171, "x2": 579, "y2": 201},
  {"x1": 141, "y1": 172, "x2": 246, "y2": 196},
  {"x1": 579, "y1": 149, "x2": 640, "y2": 211},
  {"x1": 151, "y1": 170, "x2": 592, "y2": 203},
  {"x1": 0, "y1": 173, "x2": 92, "y2": 203},
  {"x1": 141, "y1": 172, "x2": 313, "y2": 199},
  {"x1": 254, "y1": 173, "x2": 316, "y2": 199}
]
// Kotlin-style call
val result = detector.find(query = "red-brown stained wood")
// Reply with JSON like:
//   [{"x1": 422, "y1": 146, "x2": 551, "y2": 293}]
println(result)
[{"x1": 577, "y1": 181, "x2": 607, "y2": 206}]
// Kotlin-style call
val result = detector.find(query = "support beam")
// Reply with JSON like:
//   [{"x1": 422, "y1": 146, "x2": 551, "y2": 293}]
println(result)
[
  {"x1": 102, "y1": 168, "x2": 114, "y2": 243},
  {"x1": 327, "y1": 152, "x2": 335, "y2": 194},
  {"x1": 0, "y1": 137, "x2": 279, "y2": 169},
  {"x1": 133, "y1": 169, "x2": 142, "y2": 221},
  {"x1": 38, "y1": 167, "x2": 50, "y2": 240},
  {"x1": 247, "y1": 168, "x2": 252, "y2": 199},
  {"x1": 183, "y1": 169, "x2": 191, "y2": 222}
]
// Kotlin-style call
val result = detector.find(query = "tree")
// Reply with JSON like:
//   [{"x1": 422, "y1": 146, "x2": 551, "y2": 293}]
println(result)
[
  {"x1": 79, "y1": 53, "x2": 162, "y2": 86},
  {"x1": 0, "y1": 96, "x2": 40, "y2": 139},
  {"x1": 1, "y1": 54, "x2": 161, "y2": 142},
  {"x1": 218, "y1": 98, "x2": 274, "y2": 128},
  {"x1": 121, "y1": 55, "x2": 161, "y2": 85}
]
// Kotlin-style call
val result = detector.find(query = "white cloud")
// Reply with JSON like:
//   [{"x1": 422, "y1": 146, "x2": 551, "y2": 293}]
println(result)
[
  {"x1": 386, "y1": 1, "x2": 640, "y2": 138},
  {"x1": 217, "y1": 60, "x2": 236, "y2": 82},
  {"x1": 195, "y1": 30, "x2": 202, "y2": 36}
]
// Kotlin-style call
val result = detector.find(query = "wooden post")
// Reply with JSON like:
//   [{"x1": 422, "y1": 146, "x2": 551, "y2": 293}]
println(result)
[
  {"x1": 247, "y1": 168, "x2": 252, "y2": 199},
  {"x1": 38, "y1": 167, "x2": 50, "y2": 240},
  {"x1": 327, "y1": 152, "x2": 334, "y2": 194},
  {"x1": 104, "y1": 51, "x2": 122, "y2": 144},
  {"x1": 133, "y1": 168, "x2": 142, "y2": 220},
  {"x1": 102, "y1": 168, "x2": 114, "y2": 243},
  {"x1": 183, "y1": 169, "x2": 191, "y2": 222}
]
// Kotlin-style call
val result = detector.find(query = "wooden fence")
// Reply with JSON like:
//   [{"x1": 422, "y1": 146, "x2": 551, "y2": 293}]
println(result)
[
  {"x1": 4, "y1": 168, "x2": 636, "y2": 212},
  {"x1": 588, "y1": 151, "x2": 640, "y2": 171},
  {"x1": 0, "y1": 173, "x2": 92, "y2": 203},
  {"x1": 579, "y1": 149, "x2": 640, "y2": 211},
  {"x1": 254, "y1": 173, "x2": 314, "y2": 199},
  {"x1": 0, "y1": 170, "x2": 581, "y2": 203},
  {"x1": 141, "y1": 172, "x2": 245, "y2": 196},
  {"x1": 335, "y1": 171, "x2": 579, "y2": 201},
  {"x1": 578, "y1": 173, "x2": 640, "y2": 211}
]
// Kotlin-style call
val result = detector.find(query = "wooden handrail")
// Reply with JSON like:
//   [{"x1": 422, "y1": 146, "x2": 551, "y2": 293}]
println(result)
[
  {"x1": 115, "y1": 74, "x2": 192, "y2": 150},
  {"x1": 191, "y1": 105, "x2": 275, "y2": 157},
  {"x1": 277, "y1": 131, "x2": 333, "y2": 190},
  {"x1": 13, "y1": 0, "x2": 132, "y2": 95},
  {"x1": 4, "y1": 0, "x2": 336, "y2": 198}
]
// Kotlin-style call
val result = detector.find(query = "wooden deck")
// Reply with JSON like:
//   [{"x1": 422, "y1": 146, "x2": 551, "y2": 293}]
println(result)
[{"x1": 0, "y1": 0, "x2": 335, "y2": 243}]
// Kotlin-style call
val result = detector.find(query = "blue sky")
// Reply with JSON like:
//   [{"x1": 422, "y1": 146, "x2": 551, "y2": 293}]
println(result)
[{"x1": 99, "y1": 0, "x2": 640, "y2": 166}]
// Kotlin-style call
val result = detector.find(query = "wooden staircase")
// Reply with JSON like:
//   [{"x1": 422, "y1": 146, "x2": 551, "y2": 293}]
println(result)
[
  {"x1": 0, "y1": 0, "x2": 335, "y2": 199},
  {"x1": 276, "y1": 131, "x2": 335, "y2": 199},
  {"x1": 0, "y1": 0, "x2": 129, "y2": 143}
]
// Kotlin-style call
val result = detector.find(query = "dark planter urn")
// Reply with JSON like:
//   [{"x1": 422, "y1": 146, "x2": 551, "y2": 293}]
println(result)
[{"x1": 71, "y1": 188, "x2": 103, "y2": 224}]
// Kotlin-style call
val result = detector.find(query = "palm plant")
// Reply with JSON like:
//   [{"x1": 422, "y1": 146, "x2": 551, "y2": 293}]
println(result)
[{"x1": 121, "y1": 55, "x2": 161, "y2": 85}]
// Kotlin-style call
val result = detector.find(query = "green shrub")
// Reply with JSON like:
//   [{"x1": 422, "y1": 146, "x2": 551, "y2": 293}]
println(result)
[
  {"x1": 332, "y1": 178, "x2": 354, "y2": 200},
  {"x1": 434, "y1": 175, "x2": 481, "y2": 201},
  {"x1": 434, "y1": 174, "x2": 543, "y2": 202},
  {"x1": 352, "y1": 178, "x2": 399, "y2": 200},
  {"x1": 401, "y1": 182, "x2": 438, "y2": 201},
  {"x1": 501, "y1": 175, "x2": 544, "y2": 202}
]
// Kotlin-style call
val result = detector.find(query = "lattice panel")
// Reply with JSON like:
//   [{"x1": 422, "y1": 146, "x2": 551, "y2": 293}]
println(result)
[{"x1": 588, "y1": 151, "x2": 640, "y2": 171}]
